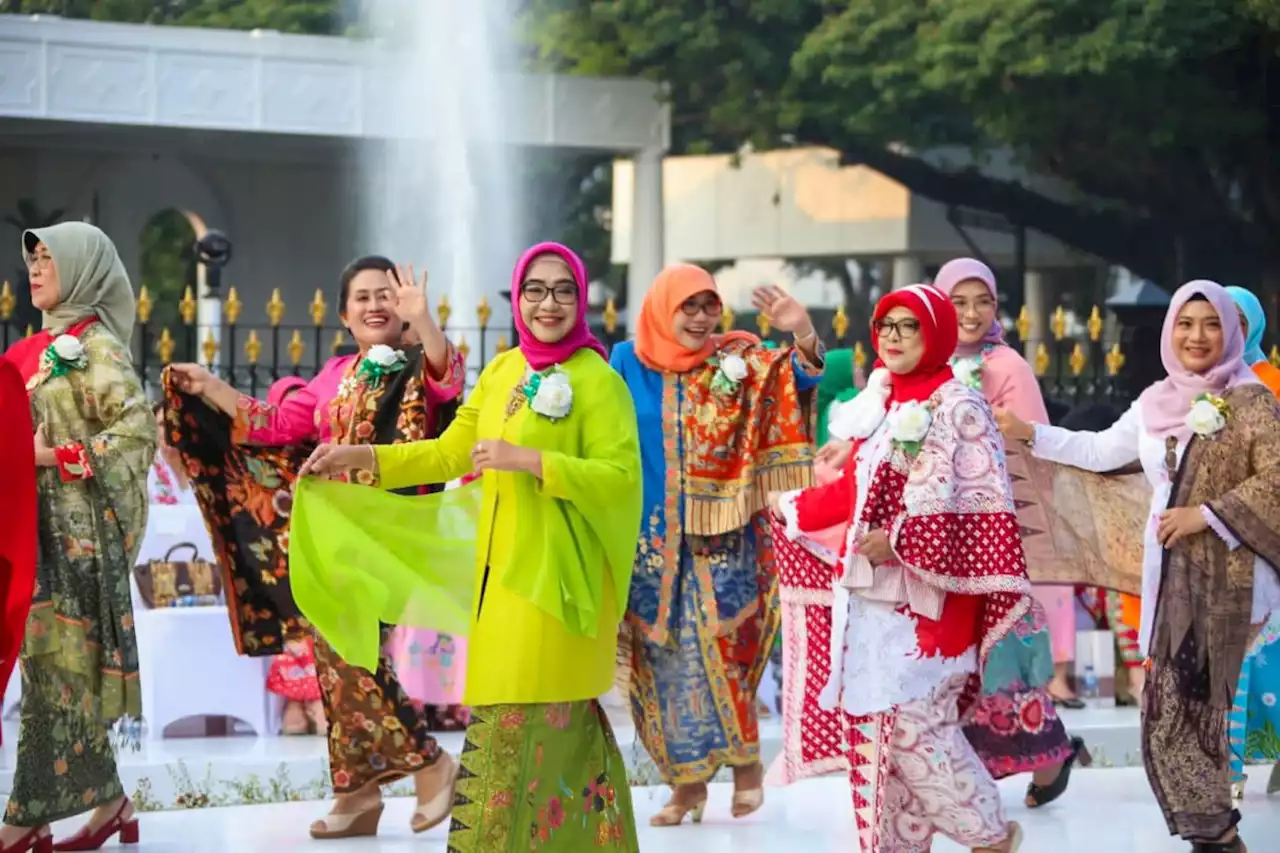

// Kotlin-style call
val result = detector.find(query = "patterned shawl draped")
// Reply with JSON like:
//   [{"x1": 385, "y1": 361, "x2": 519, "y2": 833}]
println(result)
[
  {"x1": 631, "y1": 338, "x2": 815, "y2": 644},
  {"x1": 164, "y1": 346, "x2": 456, "y2": 657},
  {"x1": 1148, "y1": 383, "x2": 1280, "y2": 760}
]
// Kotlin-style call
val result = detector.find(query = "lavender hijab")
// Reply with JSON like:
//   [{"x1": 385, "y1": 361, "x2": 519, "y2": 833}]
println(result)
[
  {"x1": 511, "y1": 242, "x2": 608, "y2": 371},
  {"x1": 1138, "y1": 279, "x2": 1259, "y2": 442},
  {"x1": 933, "y1": 258, "x2": 1004, "y2": 357}
]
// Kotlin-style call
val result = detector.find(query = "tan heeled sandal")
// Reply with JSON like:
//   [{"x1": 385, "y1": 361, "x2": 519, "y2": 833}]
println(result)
[
  {"x1": 411, "y1": 754, "x2": 459, "y2": 833},
  {"x1": 649, "y1": 796, "x2": 707, "y2": 827},
  {"x1": 309, "y1": 802, "x2": 384, "y2": 840},
  {"x1": 731, "y1": 762, "x2": 765, "y2": 818},
  {"x1": 973, "y1": 821, "x2": 1023, "y2": 853}
]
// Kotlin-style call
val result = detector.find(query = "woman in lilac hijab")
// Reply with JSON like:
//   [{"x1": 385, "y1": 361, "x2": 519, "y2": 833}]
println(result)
[{"x1": 998, "y1": 280, "x2": 1280, "y2": 853}]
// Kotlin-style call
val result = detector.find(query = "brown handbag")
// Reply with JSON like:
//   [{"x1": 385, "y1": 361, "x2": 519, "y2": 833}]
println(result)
[{"x1": 133, "y1": 542, "x2": 222, "y2": 608}]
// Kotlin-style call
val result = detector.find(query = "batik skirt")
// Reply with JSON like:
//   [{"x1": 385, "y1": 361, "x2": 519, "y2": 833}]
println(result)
[
  {"x1": 628, "y1": 525, "x2": 778, "y2": 784},
  {"x1": 447, "y1": 700, "x2": 639, "y2": 853},
  {"x1": 963, "y1": 606, "x2": 1072, "y2": 778}
]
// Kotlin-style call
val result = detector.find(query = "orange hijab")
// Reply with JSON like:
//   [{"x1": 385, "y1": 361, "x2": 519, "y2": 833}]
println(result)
[
  {"x1": 1252, "y1": 360, "x2": 1280, "y2": 398},
  {"x1": 634, "y1": 264, "x2": 757, "y2": 373}
]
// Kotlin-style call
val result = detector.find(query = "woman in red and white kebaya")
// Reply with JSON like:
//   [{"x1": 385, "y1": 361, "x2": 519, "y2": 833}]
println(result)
[{"x1": 769, "y1": 284, "x2": 1031, "y2": 853}]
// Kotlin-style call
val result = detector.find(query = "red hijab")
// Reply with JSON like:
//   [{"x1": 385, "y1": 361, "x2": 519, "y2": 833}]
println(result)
[{"x1": 871, "y1": 284, "x2": 958, "y2": 405}]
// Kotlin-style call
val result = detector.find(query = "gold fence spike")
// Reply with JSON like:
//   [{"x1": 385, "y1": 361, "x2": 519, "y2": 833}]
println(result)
[
  {"x1": 603, "y1": 298, "x2": 618, "y2": 335},
  {"x1": 720, "y1": 305, "x2": 735, "y2": 334},
  {"x1": 179, "y1": 286, "x2": 197, "y2": 325},
  {"x1": 1106, "y1": 342, "x2": 1127, "y2": 376},
  {"x1": 136, "y1": 286, "x2": 153, "y2": 324},
  {"x1": 1033, "y1": 343, "x2": 1050, "y2": 376},
  {"x1": 1050, "y1": 306, "x2": 1067, "y2": 342},
  {"x1": 1270, "y1": 344, "x2": 1280, "y2": 369},
  {"x1": 157, "y1": 328, "x2": 176, "y2": 364},
  {"x1": 437, "y1": 295, "x2": 451, "y2": 328},
  {"x1": 1087, "y1": 305, "x2": 1103, "y2": 342},
  {"x1": 495, "y1": 334, "x2": 509, "y2": 354},
  {"x1": 1015, "y1": 305, "x2": 1030, "y2": 341},
  {"x1": 24, "y1": 324, "x2": 33, "y2": 338},
  {"x1": 457, "y1": 335, "x2": 470, "y2": 361},
  {"x1": 477, "y1": 296, "x2": 493, "y2": 330},
  {"x1": 0, "y1": 281, "x2": 13, "y2": 322},
  {"x1": 833, "y1": 305, "x2": 849, "y2": 341},
  {"x1": 244, "y1": 330, "x2": 262, "y2": 364},
  {"x1": 330, "y1": 330, "x2": 345, "y2": 355},
  {"x1": 201, "y1": 328, "x2": 218, "y2": 366},
  {"x1": 310, "y1": 289, "x2": 328, "y2": 327},
  {"x1": 288, "y1": 330, "x2": 305, "y2": 366},
  {"x1": 757, "y1": 313, "x2": 772, "y2": 337},
  {"x1": 224, "y1": 287, "x2": 243, "y2": 325},
  {"x1": 853, "y1": 341, "x2": 867, "y2": 370},
  {"x1": 266, "y1": 289, "x2": 286, "y2": 327},
  {"x1": 1069, "y1": 342, "x2": 1087, "y2": 377}
]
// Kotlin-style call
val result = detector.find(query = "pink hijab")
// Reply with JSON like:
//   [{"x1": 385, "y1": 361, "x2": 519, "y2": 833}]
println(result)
[
  {"x1": 1138, "y1": 279, "x2": 1259, "y2": 442},
  {"x1": 511, "y1": 242, "x2": 608, "y2": 371},
  {"x1": 933, "y1": 258, "x2": 1004, "y2": 357}
]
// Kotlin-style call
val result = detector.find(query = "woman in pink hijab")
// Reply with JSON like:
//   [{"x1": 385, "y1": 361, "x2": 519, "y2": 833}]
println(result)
[
  {"x1": 934, "y1": 259, "x2": 1088, "y2": 808},
  {"x1": 998, "y1": 280, "x2": 1280, "y2": 853}
]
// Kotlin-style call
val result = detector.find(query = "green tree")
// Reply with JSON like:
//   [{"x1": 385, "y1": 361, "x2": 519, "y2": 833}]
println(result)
[
  {"x1": 524, "y1": 0, "x2": 1280, "y2": 288},
  {"x1": 1, "y1": 0, "x2": 344, "y2": 34}
]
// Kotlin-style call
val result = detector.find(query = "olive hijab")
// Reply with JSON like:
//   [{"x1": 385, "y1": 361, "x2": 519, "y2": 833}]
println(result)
[{"x1": 24, "y1": 222, "x2": 136, "y2": 347}]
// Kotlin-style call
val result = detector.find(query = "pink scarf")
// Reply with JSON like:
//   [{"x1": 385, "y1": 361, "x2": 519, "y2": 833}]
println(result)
[
  {"x1": 511, "y1": 242, "x2": 608, "y2": 371},
  {"x1": 933, "y1": 257, "x2": 1004, "y2": 357},
  {"x1": 1138, "y1": 279, "x2": 1259, "y2": 442}
]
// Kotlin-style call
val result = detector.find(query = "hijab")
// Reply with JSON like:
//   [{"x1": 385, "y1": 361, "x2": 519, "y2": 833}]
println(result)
[
  {"x1": 1138, "y1": 280, "x2": 1259, "y2": 442},
  {"x1": 1226, "y1": 285, "x2": 1268, "y2": 367},
  {"x1": 634, "y1": 263, "x2": 757, "y2": 373},
  {"x1": 816, "y1": 348, "x2": 857, "y2": 447},
  {"x1": 872, "y1": 284, "x2": 959, "y2": 405},
  {"x1": 511, "y1": 242, "x2": 608, "y2": 371},
  {"x1": 24, "y1": 222, "x2": 136, "y2": 346},
  {"x1": 933, "y1": 257, "x2": 1003, "y2": 357}
]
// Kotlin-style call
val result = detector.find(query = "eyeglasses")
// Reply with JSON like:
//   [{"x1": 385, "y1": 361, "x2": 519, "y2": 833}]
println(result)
[
  {"x1": 26, "y1": 254, "x2": 53, "y2": 270},
  {"x1": 679, "y1": 296, "x2": 722, "y2": 317},
  {"x1": 521, "y1": 283, "x2": 578, "y2": 306},
  {"x1": 873, "y1": 319, "x2": 921, "y2": 340}
]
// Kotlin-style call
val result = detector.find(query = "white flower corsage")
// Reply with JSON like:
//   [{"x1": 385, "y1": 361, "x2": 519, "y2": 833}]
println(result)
[
  {"x1": 43, "y1": 334, "x2": 88, "y2": 377},
  {"x1": 1186, "y1": 393, "x2": 1229, "y2": 438},
  {"x1": 709, "y1": 352, "x2": 749, "y2": 396},
  {"x1": 357, "y1": 344, "x2": 408, "y2": 383},
  {"x1": 950, "y1": 355, "x2": 983, "y2": 392},
  {"x1": 524, "y1": 366, "x2": 573, "y2": 421},
  {"x1": 886, "y1": 400, "x2": 933, "y2": 457}
]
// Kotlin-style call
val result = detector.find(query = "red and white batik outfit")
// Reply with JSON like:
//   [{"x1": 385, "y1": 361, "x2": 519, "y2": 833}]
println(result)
[{"x1": 774, "y1": 286, "x2": 1032, "y2": 853}]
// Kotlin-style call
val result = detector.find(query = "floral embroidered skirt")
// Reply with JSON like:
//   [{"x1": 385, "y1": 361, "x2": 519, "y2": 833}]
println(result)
[
  {"x1": 963, "y1": 607, "x2": 1072, "y2": 778},
  {"x1": 447, "y1": 700, "x2": 639, "y2": 853}
]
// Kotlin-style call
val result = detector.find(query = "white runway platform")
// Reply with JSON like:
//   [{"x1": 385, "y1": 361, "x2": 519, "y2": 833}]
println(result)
[{"x1": 15, "y1": 771, "x2": 1280, "y2": 853}]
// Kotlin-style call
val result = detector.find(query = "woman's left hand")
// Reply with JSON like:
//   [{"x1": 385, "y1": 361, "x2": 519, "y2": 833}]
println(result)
[
  {"x1": 387, "y1": 264, "x2": 431, "y2": 327},
  {"x1": 857, "y1": 529, "x2": 894, "y2": 565},
  {"x1": 751, "y1": 285, "x2": 814, "y2": 338},
  {"x1": 471, "y1": 439, "x2": 539, "y2": 476},
  {"x1": 1157, "y1": 506, "x2": 1209, "y2": 547}
]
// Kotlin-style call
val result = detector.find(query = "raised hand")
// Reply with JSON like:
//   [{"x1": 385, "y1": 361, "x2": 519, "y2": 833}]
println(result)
[
  {"x1": 387, "y1": 263, "x2": 431, "y2": 327},
  {"x1": 168, "y1": 363, "x2": 216, "y2": 396},
  {"x1": 751, "y1": 285, "x2": 814, "y2": 337}
]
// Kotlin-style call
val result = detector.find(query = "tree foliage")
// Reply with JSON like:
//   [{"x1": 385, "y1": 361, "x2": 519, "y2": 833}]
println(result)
[
  {"x1": 524, "y1": 0, "x2": 1280, "y2": 286},
  {"x1": 2, "y1": 0, "x2": 345, "y2": 34}
]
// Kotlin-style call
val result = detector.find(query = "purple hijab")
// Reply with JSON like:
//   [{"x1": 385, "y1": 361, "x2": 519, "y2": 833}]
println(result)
[
  {"x1": 1138, "y1": 279, "x2": 1259, "y2": 442},
  {"x1": 933, "y1": 257, "x2": 1005, "y2": 356},
  {"x1": 511, "y1": 242, "x2": 608, "y2": 370}
]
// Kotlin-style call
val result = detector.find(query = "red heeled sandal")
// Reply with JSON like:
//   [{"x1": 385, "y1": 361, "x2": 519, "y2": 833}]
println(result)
[
  {"x1": 52, "y1": 800, "x2": 137, "y2": 852},
  {"x1": 0, "y1": 827, "x2": 53, "y2": 853}
]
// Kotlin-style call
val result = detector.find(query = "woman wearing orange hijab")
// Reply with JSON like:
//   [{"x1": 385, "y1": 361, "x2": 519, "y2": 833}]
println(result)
[{"x1": 610, "y1": 265, "x2": 823, "y2": 825}]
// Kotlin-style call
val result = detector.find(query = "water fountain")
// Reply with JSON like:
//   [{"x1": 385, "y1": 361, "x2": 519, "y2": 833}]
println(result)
[{"x1": 356, "y1": 0, "x2": 522, "y2": 373}]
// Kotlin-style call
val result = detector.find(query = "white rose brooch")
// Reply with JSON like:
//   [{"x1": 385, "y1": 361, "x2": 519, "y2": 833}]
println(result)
[
  {"x1": 709, "y1": 352, "x2": 749, "y2": 397},
  {"x1": 1186, "y1": 393, "x2": 1228, "y2": 439},
  {"x1": 524, "y1": 366, "x2": 573, "y2": 421},
  {"x1": 358, "y1": 344, "x2": 408, "y2": 383},
  {"x1": 886, "y1": 400, "x2": 934, "y2": 457},
  {"x1": 44, "y1": 334, "x2": 88, "y2": 378}
]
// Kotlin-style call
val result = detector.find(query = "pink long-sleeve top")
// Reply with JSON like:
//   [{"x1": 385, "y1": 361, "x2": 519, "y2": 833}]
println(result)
[{"x1": 231, "y1": 347, "x2": 466, "y2": 446}]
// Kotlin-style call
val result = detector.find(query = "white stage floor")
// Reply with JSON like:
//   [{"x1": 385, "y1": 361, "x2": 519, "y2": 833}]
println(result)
[
  {"x1": 22, "y1": 770, "x2": 1280, "y2": 852},
  {"x1": 0, "y1": 702, "x2": 1156, "y2": 811}
]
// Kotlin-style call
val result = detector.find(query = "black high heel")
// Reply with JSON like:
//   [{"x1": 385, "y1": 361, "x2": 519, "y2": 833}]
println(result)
[
  {"x1": 1025, "y1": 737, "x2": 1092, "y2": 808},
  {"x1": 1191, "y1": 835, "x2": 1246, "y2": 852}
]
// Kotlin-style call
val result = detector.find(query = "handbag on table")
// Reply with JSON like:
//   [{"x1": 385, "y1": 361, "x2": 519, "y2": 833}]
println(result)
[{"x1": 133, "y1": 542, "x2": 222, "y2": 608}]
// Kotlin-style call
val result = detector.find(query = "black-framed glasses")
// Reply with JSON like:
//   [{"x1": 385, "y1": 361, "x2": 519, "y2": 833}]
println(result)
[
  {"x1": 679, "y1": 296, "x2": 722, "y2": 317},
  {"x1": 521, "y1": 283, "x2": 578, "y2": 305},
  {"x1": 873, "y1": 318, "x2": 921, "y2": 340}
]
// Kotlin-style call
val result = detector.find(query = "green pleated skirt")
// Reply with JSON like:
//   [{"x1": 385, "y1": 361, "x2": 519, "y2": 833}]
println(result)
[{"x1": 447, "y1": 700, "x2": 639, "y2": 852}]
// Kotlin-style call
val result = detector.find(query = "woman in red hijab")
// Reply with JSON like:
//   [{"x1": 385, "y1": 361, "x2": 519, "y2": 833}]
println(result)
[{"x1": 769, "y1": 285, "x2": 1031, "y2": 853}]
